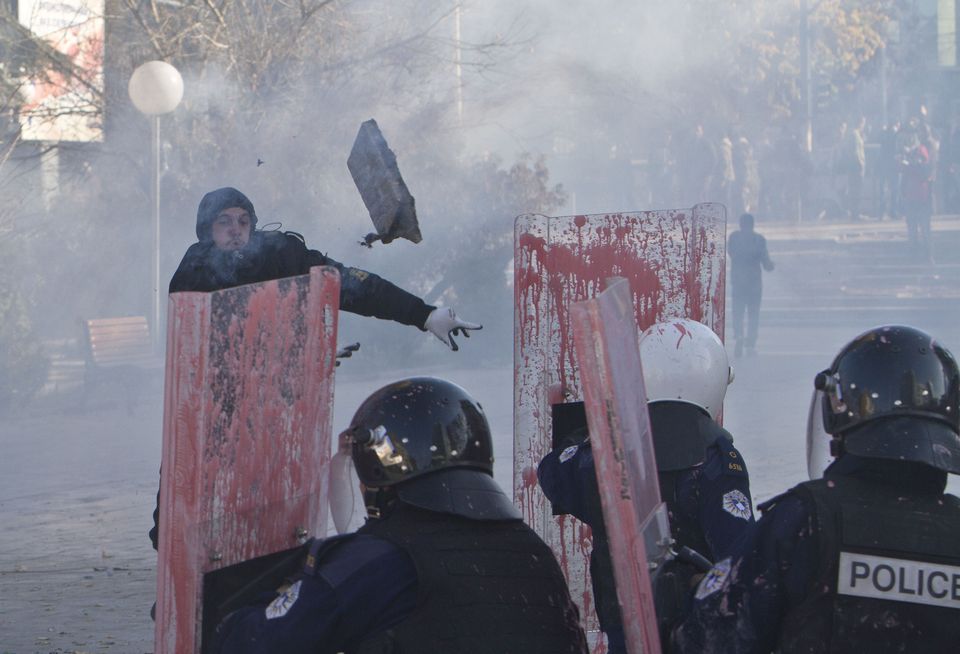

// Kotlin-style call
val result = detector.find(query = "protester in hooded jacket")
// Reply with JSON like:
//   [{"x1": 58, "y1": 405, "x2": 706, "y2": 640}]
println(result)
[
  {"x1": 150, "y1": 187, "x2": 480, "y2": 556},
  {"x1": 169, "y1": 187, "x2": 480, "y2": 345}
]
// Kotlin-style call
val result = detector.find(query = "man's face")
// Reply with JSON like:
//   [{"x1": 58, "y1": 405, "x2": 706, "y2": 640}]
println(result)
[{"x1": 211, "y1": 206, "x2": 252, "y2": 251}]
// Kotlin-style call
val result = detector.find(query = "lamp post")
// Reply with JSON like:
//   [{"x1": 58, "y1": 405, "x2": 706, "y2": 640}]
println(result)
[{"x1": 128, "y1": 61, "x2": 183, "y2": 349}]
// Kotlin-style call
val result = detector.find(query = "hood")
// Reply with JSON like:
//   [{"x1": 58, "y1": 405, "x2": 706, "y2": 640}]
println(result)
[{"x1": 196, "y1": 187, "x2": 258, "y2": 241}]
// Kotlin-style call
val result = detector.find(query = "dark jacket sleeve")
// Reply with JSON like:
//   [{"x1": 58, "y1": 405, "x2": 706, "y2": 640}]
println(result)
[
  {"x1": 537, "y1": 441, "x2": 603, "y2": 527},
  {"x1": 671, "y1": 493, "x2": 817, "y2": 654},
  {"x1": 169, "y1": 232, "x2": 435, "y2": 329},
  {"x1": 211, "y1": 535, "x2": 417, "y2": 654},
  {"x1": 307, "y1": 247, "x2": 434, "y2": 329}
]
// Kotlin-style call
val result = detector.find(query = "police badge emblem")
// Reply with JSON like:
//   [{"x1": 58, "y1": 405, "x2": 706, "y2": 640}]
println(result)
[
  {"x1": 265, "y1": 579, "x2": 302, "y2": 619},
  {"x1": 559, "y1": 444, "x2": 580, "y2": 463},
  {"x1": 722, "y1": 489, "x2": 752, "y2": 520},
  {"x1": 695, "y1": 557, "x2": 732, "y2": 600}
]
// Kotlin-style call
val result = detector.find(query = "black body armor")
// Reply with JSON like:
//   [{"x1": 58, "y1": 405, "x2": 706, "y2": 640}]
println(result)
[
  {"x1": 777, "y1": 474, "x2": 960, "y2": 653},
  {"x1": 354, "y1": 504, "x2": 587, "y2": 654}
]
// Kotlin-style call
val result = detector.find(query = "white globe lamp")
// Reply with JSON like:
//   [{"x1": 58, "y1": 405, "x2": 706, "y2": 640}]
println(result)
[
  {"x1": 129, "y1": 61, "x2": 183, "y2": 348},
  {"x1": 128, "y1": 61, "x2": 183, "y2": 115}
]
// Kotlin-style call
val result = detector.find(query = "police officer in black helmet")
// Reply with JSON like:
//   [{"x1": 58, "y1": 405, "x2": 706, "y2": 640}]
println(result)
[
  {"x1": 211, "y1": 378, "x2": 588, "y2": 654},
  {"x1": 671, "y1": 325, "x2": 960, "y2": 653}
]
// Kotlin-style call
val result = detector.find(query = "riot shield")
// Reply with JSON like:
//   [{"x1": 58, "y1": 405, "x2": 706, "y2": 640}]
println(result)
[
  {"x1": 514, "y1": 205, "x2": 725, "y2": 640},
  {"x1": 571, "y1": 278, "x2": 666, "y2": 654},
  {"x1": 155, "y1": 266, "x2": 340, "y2": 654}
]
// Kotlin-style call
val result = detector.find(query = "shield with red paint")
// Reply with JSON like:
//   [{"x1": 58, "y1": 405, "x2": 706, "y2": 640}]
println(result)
[
  {"x1": 571, "y1": 278, "x2": 668, "y2": 654},
  {"x1": 155, "y1": 266, "x2": 340, "y2": 654},
  {"x1": 513, "y1": 204, "x2": 725, "y2": 642}
]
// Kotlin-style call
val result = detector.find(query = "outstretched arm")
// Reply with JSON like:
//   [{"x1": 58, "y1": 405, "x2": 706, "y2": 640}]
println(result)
[{"x1": 308, "y1": 247, "x2": 481, "y2": 349}]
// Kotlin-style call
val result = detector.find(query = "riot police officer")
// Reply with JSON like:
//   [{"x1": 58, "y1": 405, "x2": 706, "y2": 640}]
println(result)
[
  {"x1": 538, "y1": 319, "x2": 754, "y2": 653},
  {"x1": 672, "y1": 324, "x2": 960, "y2": 653},
  {"x1": 212, "y1": 377, "x2": 588, "y2": 654}
]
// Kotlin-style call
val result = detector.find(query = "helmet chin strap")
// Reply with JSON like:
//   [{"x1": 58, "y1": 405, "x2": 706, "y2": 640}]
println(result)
[
  {"x1": 830, "y1": 436, "x2": 845, "y2": 458},
  {"x1": 363, "y1": 486, "x2": 397, "y2": 520}
]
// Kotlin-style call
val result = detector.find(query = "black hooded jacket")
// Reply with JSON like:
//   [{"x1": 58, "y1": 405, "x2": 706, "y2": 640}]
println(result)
[{"x1": 168, "y1": 187, "x2": 433, "y2": 329}]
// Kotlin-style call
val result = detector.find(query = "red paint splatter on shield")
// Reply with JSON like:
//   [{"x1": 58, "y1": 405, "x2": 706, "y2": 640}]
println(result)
[
  {"x1": 513, "y1": 205, "x2": 726, "y2": 638},
  {"x1": 155, "y1": 267, "x2": 340, "y2": 654}
]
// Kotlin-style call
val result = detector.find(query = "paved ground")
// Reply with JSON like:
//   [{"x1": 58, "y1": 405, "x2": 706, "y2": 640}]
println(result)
[
  {"x1": 1, "y1": 214, "x2": 958, "y2": 653},
  {"x1": 0, "y1": 365, "x2": 513, "y2": 654}
]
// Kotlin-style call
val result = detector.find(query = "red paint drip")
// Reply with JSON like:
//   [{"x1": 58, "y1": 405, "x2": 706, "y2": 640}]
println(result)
[{"x1": 513, "y1": 207, "x2": 727, "y2": 640}]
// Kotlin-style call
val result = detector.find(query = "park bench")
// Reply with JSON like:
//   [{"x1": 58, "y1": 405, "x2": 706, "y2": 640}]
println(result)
[{"x1": 83, "y1": 316, "x2": 161, "y2": 413}]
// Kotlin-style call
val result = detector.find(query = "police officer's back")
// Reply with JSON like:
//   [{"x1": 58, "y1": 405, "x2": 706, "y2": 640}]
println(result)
[
  {"x1": 538, "y1": 320, "x2": 754, "y2": 652},
  {"x1": 673, "y1": 325, "x2": 960, "y2": 653},
  {"x1": 212, "y1": 377, "x2": 588, "y2": 654}
]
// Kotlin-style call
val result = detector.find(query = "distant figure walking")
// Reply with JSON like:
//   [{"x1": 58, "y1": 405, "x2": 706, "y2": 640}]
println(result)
[
  {"x1": 728, "y1": 213, "x2": 774, "y2": 357},
  {"x1": 899, "y1": 128, "x2": 934, "y2": 261}
]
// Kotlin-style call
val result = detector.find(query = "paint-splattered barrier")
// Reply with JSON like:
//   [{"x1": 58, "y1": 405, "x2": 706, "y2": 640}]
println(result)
[
  {"x1": 572, "y1": 279, "x2": 665, "y2": 654},
  {"x1": 156, "y1": 267, "x2": 340, "y2": 654},
  {"x1": 513, "y1": 205, "x2": 725, "y2": 645}
]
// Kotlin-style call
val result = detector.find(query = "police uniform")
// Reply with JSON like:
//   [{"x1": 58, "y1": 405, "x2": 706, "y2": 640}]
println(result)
[
  {"x1": 211, "y1": 534, "x2": 417, "y2": 653},
  {"x1": 538, "y1": 401, "x2": 754, "y2": 653},
  {"x1": 672, "y1": 454, "x2": 960, "y2": 653},
  {"x1": 673, "y1": 325, "x2": 960, "y2": 654},
  {"x1": 213, "y1": 505, "x2": 586, "y2": 653},
  {"x1": 212, "y1": 377, "x2": 589, "y2": 654},
  {"x1": 538, "y1": 405, "x2": 754, "y2": 558}
]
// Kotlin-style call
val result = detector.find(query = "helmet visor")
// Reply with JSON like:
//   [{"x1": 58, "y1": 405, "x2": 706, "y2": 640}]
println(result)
[
  {"x1": 329, "y1": 432, "x2": 363, "y2": 534},
  {"x1": 807, "y1": 389, "x2": 833, "y2": 480}
]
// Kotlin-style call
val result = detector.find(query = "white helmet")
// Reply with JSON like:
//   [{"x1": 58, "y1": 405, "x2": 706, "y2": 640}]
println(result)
[{"x1": 639, "y1": 319, "x2": 733, "y2": 419}]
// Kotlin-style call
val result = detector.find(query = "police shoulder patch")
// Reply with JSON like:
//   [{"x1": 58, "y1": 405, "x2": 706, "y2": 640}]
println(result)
[
  {"x1": 265, "y1": 579, "x2": 302, "y2": 619},
  {"x1": 695, "y1": 557, "x2": 732, "y2": 600},
  {"x1": 559, "y1": 444, "x2": 580, "y2": 463},
  {"x1": 722, "y1": 443, "x2": 746, "y2": 476},
  {"x1": 722, "y1": 489, "x2": 752, "y2": 521}
]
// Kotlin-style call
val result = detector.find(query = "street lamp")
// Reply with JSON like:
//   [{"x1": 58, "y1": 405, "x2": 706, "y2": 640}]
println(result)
[{"x1": 128, "y1": 61, "x2": 183, "y2": 349}]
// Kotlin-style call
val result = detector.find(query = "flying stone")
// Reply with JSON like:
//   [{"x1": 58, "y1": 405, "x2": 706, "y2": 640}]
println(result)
[{"x1": 347, "y1": 119, "x2": 421, "y2": 246}]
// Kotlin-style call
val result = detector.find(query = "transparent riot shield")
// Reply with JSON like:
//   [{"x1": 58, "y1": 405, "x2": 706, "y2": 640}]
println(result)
[
  {"x1": 806, "y1": 389, "x2": 833, "y2": 480},
  {"x1": 571, "y1": 278, "x2": 666, "y2": 654},
  {"x1": 155, "y1": 266, "x2": 340, "y2": 654},
  {"x1": 513, "y1": 204, "x2": 726, "y2": 639}
]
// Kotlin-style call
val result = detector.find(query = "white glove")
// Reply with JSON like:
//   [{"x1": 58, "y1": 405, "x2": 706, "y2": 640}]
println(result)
[{"x1": 424, "y1": 307, "x2": 482, "y2": 351}]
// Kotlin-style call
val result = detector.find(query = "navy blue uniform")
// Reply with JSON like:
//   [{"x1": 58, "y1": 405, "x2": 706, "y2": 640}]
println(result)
[
  {"x1": 212, "y1": 535, "x2": 417, "y2": 653},
  {"x1": 671, "y1": 455, "x2": 958, "y2": 653},
  {"x1": 537, "y1": 432, "x2": 754, "y2": 564},
  {"x1": 213, "y1": 504, "x2": 588, "y2": 654},
  {"x1": 537, "y1": 420, "x2": 754, "y2": 653}
]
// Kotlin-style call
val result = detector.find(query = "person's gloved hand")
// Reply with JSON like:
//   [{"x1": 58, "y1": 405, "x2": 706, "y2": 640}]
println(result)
[{"x1": 424, "y1": 307, "x2": 481, "y2": 351}]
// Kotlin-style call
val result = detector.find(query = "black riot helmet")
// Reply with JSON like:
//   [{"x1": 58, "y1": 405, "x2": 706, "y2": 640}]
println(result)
[
  {"x1": 343, "y1": 377, "x2": 520, "y2": 520},
  {"x1": 814, "y1": 325, "x2": 960, "y2": 473}
]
